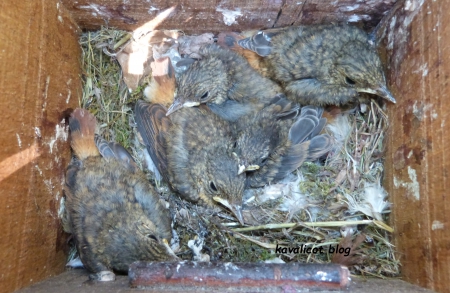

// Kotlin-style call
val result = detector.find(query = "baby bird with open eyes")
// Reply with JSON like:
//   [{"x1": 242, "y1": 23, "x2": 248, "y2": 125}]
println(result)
[
  {"x1": 135, "y1": 101, "x2": 246, "y2": 224},
  {"x1": 237, "y1": 24, "x2": 396, "y2": 106},
  {"x1": 166, "y1": 44, "x2": 283, "y2": 121}
]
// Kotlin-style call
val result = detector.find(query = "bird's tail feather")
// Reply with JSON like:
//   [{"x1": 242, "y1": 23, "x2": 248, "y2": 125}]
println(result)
[
  {"x1": 276, "y1": 106, "x2": 334, "y2": 180},
  {"x1": 69, "y1": 108, "x2": 100, "y2": 160}
]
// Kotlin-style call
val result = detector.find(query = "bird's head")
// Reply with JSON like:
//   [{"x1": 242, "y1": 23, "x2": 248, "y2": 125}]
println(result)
[
  {"x1": 197, "y1": 146, "x2": 246, "y2": 225},
  {"x1": 233, "y1": 106, "x2": 284, "y2": 174},
  {"x1": 233, "y1": 134, "x2": 272, "y2": 175},
  {"x1": 136, "y1": 219, "x2": 179, "y2": 261},
  {"x1": 166, "y1": 57, "x2": 229, "y2": 116},
  {"x1": 335, "y1": 41, "x2": 396, "y2": 104}
]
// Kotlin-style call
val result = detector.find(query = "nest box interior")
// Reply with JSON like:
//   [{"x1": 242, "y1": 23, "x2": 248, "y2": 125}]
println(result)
[{"x1": 0, "y1": 0, "x2": 448, "y2": 292}]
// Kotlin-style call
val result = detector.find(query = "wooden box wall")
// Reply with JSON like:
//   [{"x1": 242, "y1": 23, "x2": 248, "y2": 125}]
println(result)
[{"x1": 0, "y1": 0, "x2": 446, "y2": 292}]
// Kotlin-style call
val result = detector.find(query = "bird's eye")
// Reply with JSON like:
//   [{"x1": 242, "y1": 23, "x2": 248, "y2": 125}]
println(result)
[
  {"x1": 345, "y1": 77, "x2": 356, "y2": 85},
  {"x1": 210, "y1": 181, "x2": 218, "y2": 192},
  {"x1": 147, "y1": 234, "x2": 158, "y2": 241},
  {"x1": 200, "y1": 92, "x2": 209, "y2": 101}
]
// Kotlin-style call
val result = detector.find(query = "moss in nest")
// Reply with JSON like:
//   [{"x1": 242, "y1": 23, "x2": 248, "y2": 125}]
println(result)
[
  {"x1": 79, "y1": 28, "x2": 135, "y2": 150},
  {"x1": 301, "y1": 161, "x2": 321, "y2": 175}
]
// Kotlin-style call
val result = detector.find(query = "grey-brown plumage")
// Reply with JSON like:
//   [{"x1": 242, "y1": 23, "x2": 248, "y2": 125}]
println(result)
[
  {"x1": 234, "y1": 99, "x2": 334, "y2": 188},
  {"x1": 135, "y1": 100, "x2": 246, "y2": 224},
  {"x1": 167, "y1": 44, "x2": 283, "y2": 121},
  {"x1": 238, "y1": 24, "x2": 396, "y2": 106},
  {"x1": 64, "y1": 108, "x2": 177, "y2": 282}
]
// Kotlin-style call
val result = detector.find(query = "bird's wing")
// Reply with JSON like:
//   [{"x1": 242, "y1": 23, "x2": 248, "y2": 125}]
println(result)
[
  {"x1": 271, "y1": 94, "x2": 300, "y2": 120},
  {"x1": 134, "y1": 100, "x2": 171, "y2": 182},
  {"x1": 289, "y1": 105, "x2": 329, "y2": 144},
  {"x1": 247, "y1": 105, "x2": 333, "y2": 187},
  {"x1": 94, "y1": 135, "x2": 139, "y2": 173},
  {"x1": 306, "y1": 134, "x2": 334, "y2": 161}
]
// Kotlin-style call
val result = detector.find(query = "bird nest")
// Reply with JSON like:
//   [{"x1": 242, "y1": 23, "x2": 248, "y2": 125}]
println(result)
[{"x1": 72, "y1": 26, "x2": 399, "y2": 278}]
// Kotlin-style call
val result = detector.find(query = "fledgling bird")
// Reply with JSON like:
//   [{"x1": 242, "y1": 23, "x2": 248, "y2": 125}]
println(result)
[
  {"x1": 234, "y1": 98, "x2": 334, "y2": 188},
  {"x1": 238, "y1": 24, "x2": 396, "y2": 106},
  {"x1": 64, "y1": 108, "x2": 178, "y2": 282},
  {"x1": 166, "y1": 44, "x2": 283, "y2": 121},
  {"x1": 135, "y1": 100, "x2": 246, "y2": 224}
]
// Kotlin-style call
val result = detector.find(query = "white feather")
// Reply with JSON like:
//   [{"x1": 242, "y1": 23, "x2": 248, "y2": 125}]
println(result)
[
  {"x1": 344, "y1": 183, "x2": 390, "y2": 221},
  {"x1": 325, "y1": 113, "x2": 352, "y2": 150}
]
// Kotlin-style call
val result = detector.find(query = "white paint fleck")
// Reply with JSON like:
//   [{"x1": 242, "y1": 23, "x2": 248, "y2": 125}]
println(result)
[
  {"x1": 224, "y1": 262, "x2": 240, "y2": 271},
  {"x1": 216, "y1": 7, "x2": 242, "y2": 26},
  {"x1": 16, "y1": 134, "x2": 22, "y2": 148},
  {"x1": 387, "y1": 16, "x2": 397, "y2": 50},
  {"x1": 412, "y1": 101, "x2": 433, "y2": 120},
  {"x1": 413, "y1": 63, "x2": 428, "y2": 77},
  {"x1": 79, "y1": 4, "x2": 112, "y2": 18},
  {"x1": 35, "y1": 165, "x2": 43, "y2": 176},
  {"x1": 56, "y1": 2, "x2": 59, "y2": 9},
  {"x1": 343, "y1": 4, "x2": 360, "y2": 11},
  {"x1": 148, "y1": 6, "x2": 159, "y2": 13},
  {"x1": 44, "y1": 179, "x2": 54, "y2": 193},
  {"x1": 431, "y1": 110, "x2": 438, "y2": 120},
  {"x1": 176, "y1": 264, "x2": 181, "y2": 272},
  {"x1": 348, "y1": 15, "x2": 362, "y2": 22},
  {"x1": 34, "y1": 127, "x2": 42, "y2": 138},
  {"x1": 316, "y1": 271, "x2": 328, "y2": 281},
  {"x1": 407, "y1": 150, "x2": 413, "y2": 159},
  {"x1": 404, "y1": 0, "x2": 424, "y2": 11},
  {"x1": 66, "y1": 89, "x2": 71, "y2": 104},
  {"x1": 48, "y1": 119, "x2": 69, "y2": 154},
  {"x1": 393, "y1": 166, "x2": 420, "y2": 200},
  {"x1": 58, "y1": 15, "x2": 63, "y2": 23},
  {"x1": 432, "y1": 220, "x2": 444, "y2": 230},
  {"x1": 43, "y1": 76, "x2": 50, "y2": 110},
  {"x1": 297, "y1": 2, "x2": 302, "y2": 4},
  {"x1": 386, "y1": 0, "x2": 425, "y2": 72}
]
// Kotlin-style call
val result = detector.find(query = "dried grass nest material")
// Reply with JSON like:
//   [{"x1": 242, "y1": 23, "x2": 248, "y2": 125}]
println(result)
[{"x1": 71, "y1": 27, "x2": 399, "y2": 278}]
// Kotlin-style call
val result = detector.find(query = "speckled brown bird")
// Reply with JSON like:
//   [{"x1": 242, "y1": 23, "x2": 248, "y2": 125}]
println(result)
[
  {"x1": 166, "y1": 44, "x2": 283, "y2": 121},
  {"x1": 238, "y1": 24, "x2": 396, "y2": 106},
  {"x1": 135, "y1": 100, "x2": 246, "y2": 224},
  {"x1": 64, "y1": 108, "x2": 178, "y2": 282},
  {"x1": 234, "y1": 98, "x2": 334, "y2": 188}
]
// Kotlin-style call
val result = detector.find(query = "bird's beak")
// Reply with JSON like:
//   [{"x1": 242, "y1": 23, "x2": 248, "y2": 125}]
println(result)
[
  {"x1": 166, "y1": 100, "x2": 182, "y2": 116},
  {"x1": 213, "y1": 196, "x2": 245, "y2": 225},
  {"x1": 162, "y1": 238, "x2": 179, "y2": 260},
  {"x1": 230, "y1": 204, "x2": 245, "y2": 226},
  {"x1": 358, "y1": 85, "x2": 396, "y2": 104},
  {"x1": 238, "y1": 164, "x2": 260, "y2": 175},
  {"x1": 245, "y1": 164, "x2": 260, "y2": 172}
]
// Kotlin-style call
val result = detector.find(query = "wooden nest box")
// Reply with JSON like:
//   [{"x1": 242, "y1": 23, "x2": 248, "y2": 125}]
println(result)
[{"x1": 0, "y1": 0, "x2": 447, "y2": 292}]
